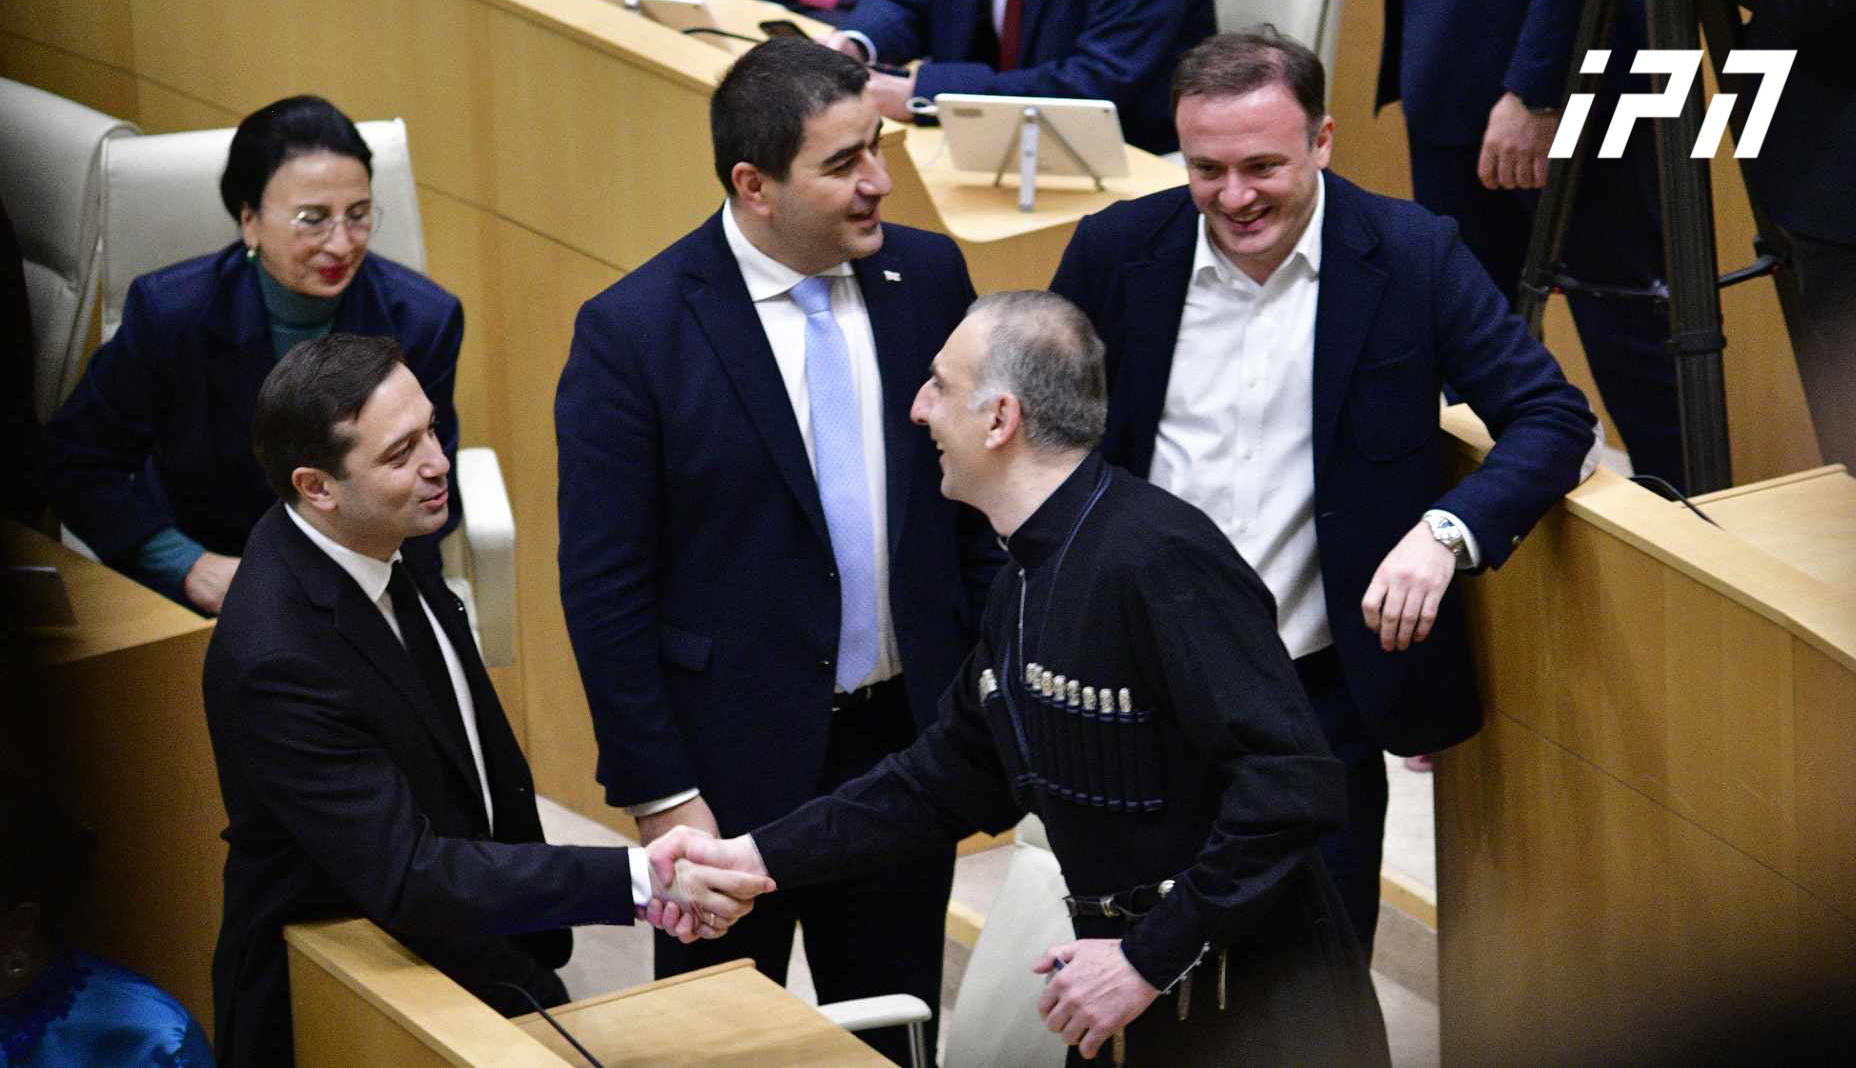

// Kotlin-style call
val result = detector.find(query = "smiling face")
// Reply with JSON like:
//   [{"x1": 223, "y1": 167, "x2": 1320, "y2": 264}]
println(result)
[
  {"x1": 239, "y1": 150, "x2": 373, "y2": 299},
  {"x1": 1177, "y1": 84, "x2": 1331, "y2": 285},
  {"x1": 911, "y1": 313, "x2": 1000, "y2": 506},
  {"x1": 316, "y1": 364, "x2": 450, "y2": 560},
  {"x1": 739, "y1": 90, "x2": 891, "y2": 274}
]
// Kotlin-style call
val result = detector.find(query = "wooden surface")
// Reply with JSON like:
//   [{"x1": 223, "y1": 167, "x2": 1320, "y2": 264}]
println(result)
[
  {"x1": 1689, "y1": 464, "x2": 1856, "y2": 593},
  {"x1": 1433, "y1": 409, "x2": 1854, "y2": 1064},
  {"x1": 513, "y1": 960, "x2": 893, "y2": 1066},
  {"x1": 286, "y1": 918, "x2": 571, "y2": 1067},
  {"x1": 3, "y1": 523, "x2": 224, "y2": 1034},
  {"x1": 284, "y1": 921, "x2": 885, "y2": 1067}
]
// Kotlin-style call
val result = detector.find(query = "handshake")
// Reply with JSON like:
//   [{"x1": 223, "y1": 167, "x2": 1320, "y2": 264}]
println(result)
[{"x1": 638, "y1": 826, "x2": 777, "y2": 944}]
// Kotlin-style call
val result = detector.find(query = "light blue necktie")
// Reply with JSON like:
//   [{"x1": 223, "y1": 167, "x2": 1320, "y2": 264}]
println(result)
[{"x1": 791, "y1": 276, "x2": 879, "y2": 691}]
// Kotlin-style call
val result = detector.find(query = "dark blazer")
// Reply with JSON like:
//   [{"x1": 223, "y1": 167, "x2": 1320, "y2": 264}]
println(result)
[
  {"x1": 204, "y1": 505, "x2": 635, "y2": 1068},
  {"x1": 41, "y1": 242, "x2": 462, "y2": 565},
  {"x1": 1377, "y1": 0, "x2": 1586, "y2": 146},
  {"x1": 1050, "y1": 173, "x2": 1595, "y2": 754},
  {"x1": 556, "y1": 211, "x2": 997, "y2": 833},
  {"x1": 1742, "y1": 0, "x2": 1856, "y2": 243},
  {"x1": 843, "y1": 0, "x2": 1217, "y2": 154}
]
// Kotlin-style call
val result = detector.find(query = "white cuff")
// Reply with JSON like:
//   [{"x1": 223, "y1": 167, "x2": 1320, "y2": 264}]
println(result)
[
  {"x1": 629, "y1": 847, "x2": 651, "y2": 907},
  {"x1": 626, "y1": 788, "x2": 700, "y2": 818}
]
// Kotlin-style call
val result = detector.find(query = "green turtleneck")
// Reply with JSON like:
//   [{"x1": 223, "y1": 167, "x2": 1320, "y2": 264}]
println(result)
[{"x1": 257, "y1": 264, "x2": 342, "y2": 358}]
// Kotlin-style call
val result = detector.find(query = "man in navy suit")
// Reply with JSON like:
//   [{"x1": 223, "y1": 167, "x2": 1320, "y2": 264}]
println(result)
[
  {"x1": 1051, "y1": 29, "x2": 1596, "y2": 954},
  {"x1": 1379, "y1": 0, "x2": 1681, "y2": 489},
  {"x1": 556, "y1": 38, "x2": 996, "y2": 1061},
  {"x1": 824, "y1": 0, "x2": 1217, "y2": 154}
]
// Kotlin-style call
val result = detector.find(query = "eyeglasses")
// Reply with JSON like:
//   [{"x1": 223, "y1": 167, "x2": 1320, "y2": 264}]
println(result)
[{"x1": 288, "y1": 204, "x2": 383, "y2": 244}]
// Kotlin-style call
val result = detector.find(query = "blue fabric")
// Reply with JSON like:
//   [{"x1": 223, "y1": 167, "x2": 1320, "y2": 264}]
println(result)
[
  {"x1": 255, "y1": 263, "x2": 339, "y2": 358},
  {"x1": 791, "y1": 277, "x2": 880, "y2": 690},
  {"x1": 1049, "y1": 172, "x2": 1595, "y2": 756},
  {"x1": 129, "y1": 525, "x2": 208, "y2": 604},
  {"x1": 40, "y1": 241, "x2": 463, "y2": 566},
  {"x1": 843, "y1": 0, "x2": 1216, "y2": 154},
  {"x1": 0, "y1": 951, "x2": 213, "y2": 1067}
]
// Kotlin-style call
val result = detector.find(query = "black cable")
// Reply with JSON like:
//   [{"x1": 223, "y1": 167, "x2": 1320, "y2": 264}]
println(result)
[
  {"x1": 1629, "y1": 474, "x2": 1719, "y2": 527},
  {"x1": 682, "y1": 27, "x2": 762, "y2": 44},
  {"x1": 489, "y1": 981, "x2": 607, "y2": 1068}
]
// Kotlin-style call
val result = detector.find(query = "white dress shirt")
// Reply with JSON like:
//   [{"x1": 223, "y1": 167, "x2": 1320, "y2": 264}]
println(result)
[
  {"x1": 629, "y1": 207, "x2": 904, "y2": 822},
  {"x1": 1151, "y1": 181, "x2": 1331, "y2": 659}
]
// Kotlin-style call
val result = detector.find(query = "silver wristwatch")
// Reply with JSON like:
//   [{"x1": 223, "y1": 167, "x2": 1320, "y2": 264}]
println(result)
[{"x1": 1422, "y1": 510, "x2": 1470, "y2": 566}]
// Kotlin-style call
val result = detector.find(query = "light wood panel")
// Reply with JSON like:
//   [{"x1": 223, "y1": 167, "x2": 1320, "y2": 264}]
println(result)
[
  {"x1": 5, "y1": 524, "x2": 223, "y2": 1034},
  {"x1": 1435, "y1": 410, "x2": 1854, "y2": 1065}
]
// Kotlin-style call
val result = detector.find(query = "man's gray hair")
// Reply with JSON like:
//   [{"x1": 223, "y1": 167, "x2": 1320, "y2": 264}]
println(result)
[{"x1": 968, "y1": 290, "x2": 1107, "y2": 452}]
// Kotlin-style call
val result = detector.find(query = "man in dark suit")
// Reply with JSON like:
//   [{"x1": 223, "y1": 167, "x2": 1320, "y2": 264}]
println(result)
[
  {"x1": 1050, "y1": 29, "x2": 1596, "y2": 954},
  {"x1": 205, "y1": 334, "x2": 767, "y2": 1068},
  {"x1": 1379, "y1": 0, "x2": 1681, "y2": 489},
  {"x1": 556, "y1": 38, "x2": 996, "y2": 1061},
  {"x1": 823, "y1": 0, "x2": 1217, "y2": 154}
]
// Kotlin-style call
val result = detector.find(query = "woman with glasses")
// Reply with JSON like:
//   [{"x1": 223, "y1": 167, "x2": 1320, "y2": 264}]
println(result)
[{"x1": 41, "y1": 95, "x2": 462, "y2": 614}]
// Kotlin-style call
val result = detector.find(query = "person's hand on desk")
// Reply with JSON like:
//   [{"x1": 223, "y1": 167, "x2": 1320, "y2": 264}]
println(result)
[
  {"x1": 183, "y1": 550, "x2": 239, "y2": 615},
  {"x1": 823, "y1": 32, "x2": 867, "y2": 61},
  {"x1": 642, "y1": 826, "x2": 776, "y2": 943}
]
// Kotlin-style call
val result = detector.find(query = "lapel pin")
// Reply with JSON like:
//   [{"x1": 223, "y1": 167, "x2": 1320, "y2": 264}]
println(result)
[{"x1": 883, "y1": 269, "x2": 902, "y2": 283}]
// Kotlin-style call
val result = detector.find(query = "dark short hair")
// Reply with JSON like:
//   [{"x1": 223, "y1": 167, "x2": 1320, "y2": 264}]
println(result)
[
  {"x1": 711, "y1": 37, "x2": 870, "y2": 195},
  {"x1": 1172, "y1": 27, "x2": 1326, "y2": 140},
  {"x1": 252, "y1": 333, "x2": 405, "y2": 501},
  {"x1": 220, "y1": 95, "x2": 373, "y2": 220},
  {"x1": 969, "y1": 291, "x2": 1107, "y2": 453}
]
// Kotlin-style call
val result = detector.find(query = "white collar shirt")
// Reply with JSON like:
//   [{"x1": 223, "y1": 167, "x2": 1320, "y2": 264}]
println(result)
[
  {"x1": 284, "y1": 504, "x2": 495, "y2": 832},
  {"x1": 721, "y1": 201, "x2": 899, "y2": 687},
  {"x1": 1150, "y1": 177, "x2": 1332, "y2": 659}
]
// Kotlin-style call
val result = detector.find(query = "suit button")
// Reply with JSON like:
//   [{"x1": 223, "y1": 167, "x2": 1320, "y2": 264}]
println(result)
[
  {"x1": 827, "y1": 570, "x2": 838, "y2": 582},
  {"x1": 820, "y1": 658, "x2": 833, "y2": 671},
  {"x1": 1510, "y1": 535, "x2": 1522, "y2": 548}
]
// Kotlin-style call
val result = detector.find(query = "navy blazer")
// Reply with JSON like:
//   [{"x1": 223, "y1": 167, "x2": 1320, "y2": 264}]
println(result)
[
  {"x1": 556, "y1": 211, "x2": 998, "y2": 832},
  {"x1": 1050, "y1": 172, "x2": 1595, "y2": 754},
  {"x1": 1377, "y1": 0, "x2": 1586, "y2": 146},
  {"x1": 41, "y1": 242, "x2": 462, "y2": 564},
  {"x1": 205, "y1": 506, "x2": 635, "y2": 1068},
  {"x1": 843, "y1": 0, "x2": 1216, "y2": 154}
]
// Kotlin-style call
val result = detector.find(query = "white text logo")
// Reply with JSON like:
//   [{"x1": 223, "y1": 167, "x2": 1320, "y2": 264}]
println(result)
[{"x1": 1547, "y1": 49, "x2": 1795, "y2": 159}]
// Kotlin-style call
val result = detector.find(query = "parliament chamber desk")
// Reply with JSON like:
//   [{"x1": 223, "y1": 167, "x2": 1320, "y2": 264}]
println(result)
[
  {"x1": 286, "y1": 919, "x2": 889, "y2": 1067},
  {"x1": 2, "y1": 521, "x2": 224, "y2": 1034},
  {"x1": 1434, "y1": 410, "x2": 1855, "y2": 1063}
]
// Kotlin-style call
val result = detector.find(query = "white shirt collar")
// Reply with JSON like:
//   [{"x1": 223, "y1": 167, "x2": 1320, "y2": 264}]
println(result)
[
  {"x1": 285, "y1": 503, "x2": 400, "y2": 603},
  {"x1": 1192, "y1": 169, "x2": 1327, "y2": 289},
  {"x1": 720, "y1": 199, "x2": 854, "y2": 305}
]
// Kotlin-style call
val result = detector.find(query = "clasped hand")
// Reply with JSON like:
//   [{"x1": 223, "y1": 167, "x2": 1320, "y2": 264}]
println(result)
[{"x1": 638, "y1": 825, "x2": 776, "y2": 944}]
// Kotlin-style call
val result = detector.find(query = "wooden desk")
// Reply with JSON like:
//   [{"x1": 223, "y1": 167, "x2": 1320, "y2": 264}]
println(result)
[
  {"x1": 515, "y1": 960, "x2": 891, "y2": 1066},
  {"x1": 1431, "y1": 413, "x2": 1855, "y2": 1063},
  {"x1": 286, "y1": 919, "x2": 886, "y2": 1066},
  {"x1": 3, "y1": 523, "x2": 224, "y2": 1034}
]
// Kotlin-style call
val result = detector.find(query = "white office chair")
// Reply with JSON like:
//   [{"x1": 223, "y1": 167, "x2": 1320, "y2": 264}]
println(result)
[
  {"x1": 92, "y1": 120, "x2": 517, "y2": 666},
  {"x1": 1215, "y1": 0, "x2": 1344, "y2": 70},
  {"x1": 0, "y1": 78, "x2": 139, "y2": 424},
  {"x1": 820, "y1": 815, "x2": 1074, "y2": 1068}
]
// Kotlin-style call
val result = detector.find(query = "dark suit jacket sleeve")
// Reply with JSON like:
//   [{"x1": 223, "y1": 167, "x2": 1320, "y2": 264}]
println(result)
[
  {"x1": 225, "y1": 644, "x2": 636, "y2": 935},
  {"x1": 556, "y1": 300, "x2": 695, "y2": 806},
  {"x1": 40, "y1": 276, "x2": 180, "y2": 562},
  {"x1": 1503, "y1": 0, "x2": 1582, "y2": 110},
  {"x1": 753, "y1": 642, "x2": 1022, "y2": 884},
  {"x1": 1426, "y1": 217, "x2": 1594, "y2": 568},
  {"x1": 861, "y1": 0, "x2": 1197, "y2": 108},
  {"x1": 1117, "y1": 542, "x2": 1347, "y2": 989}
]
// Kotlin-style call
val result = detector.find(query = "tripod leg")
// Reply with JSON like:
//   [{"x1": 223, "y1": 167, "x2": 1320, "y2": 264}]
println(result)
[{"x1": 1647, "y1": 0, "x2": 1733, "y2": 491}]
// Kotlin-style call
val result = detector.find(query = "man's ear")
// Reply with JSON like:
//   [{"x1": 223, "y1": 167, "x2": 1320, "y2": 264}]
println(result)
[
  {"x1": 292, "y1": 467, "x2": 338, "y2": 514},
  {"x1": 731, "y1": 163, "x2": 773, "y2": 216},
  {"x1": 986, "y1": 394, "x2": 1023, "y2": 451}
]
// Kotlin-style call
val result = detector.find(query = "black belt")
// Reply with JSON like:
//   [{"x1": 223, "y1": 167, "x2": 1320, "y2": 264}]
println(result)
[
  {"x1": 1064, "y1": 878, "x2": 1175, "y2": 919},
  {"x1": 830, "y1": 675, "x2": 904, "y2": 713}
]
